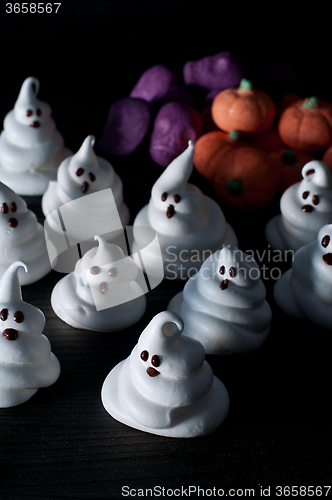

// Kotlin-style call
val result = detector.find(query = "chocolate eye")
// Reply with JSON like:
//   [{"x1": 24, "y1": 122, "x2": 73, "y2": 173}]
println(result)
[
  {"x1": 151, "y1": 354, "x2": 160, "y2": 367},
  {"x1": 26, "y1": 109, "x2": 33, "y2": 117},
  {"x1": 173, "y1": 194, "x2": 181, "y2": 203},
  {"x1": 302, "y1": 191, "x2": 309, "y2": 200},
  {"x1": 90, "y1": 266, "x2": 100, "y2": 275},
  {"x1": 321, "y1": 235, "x2": 330, "y2": 248},
  {"x1": 88, "y1": 172, "x2": 96, "y2": 182},
  {"x1": 0, "y1": 308, "x2": 8, "y2": 321},
  {"x1": 10, "y1": 202, "x2": 17, "y2": 212},
  {"x1": 14, "y1": 311, "x2": 24, "y2": 323},
  {"x1": 1, "y1": 203, "x2": 8, "y2": 214},
  {"x1": 229, "y1": 266, "x2": 236, "y2": 278},
  {"x1": 219, "y1": 265, "x2": 225, "y2": 275},
  {"x1": 76, "y1": 167, "x2": 84, "y2": 177},
  {"x1": 161, "y1": 192, "x2": 168, "y2": 202},
  {"x1": 36, "y1": 108, "x2": 42, "y2": 116},
  {"x1": 140, "y1": 350, "x2": 149, "y2": 362},
  {"x1": 108, "y1": 267, "x2": 117, "y2": 277},
  {"x1": 312, "y1": 194, "x2": 319, "y2": 205}
]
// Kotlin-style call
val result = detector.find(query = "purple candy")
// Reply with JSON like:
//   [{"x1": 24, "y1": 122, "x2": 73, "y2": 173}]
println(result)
[
  {"x1": 130, "y1": 64, "x2": 181, "y2": 103},
  {"x1": 97, "y1": 97, "x2": 153, "y2": 157},
  {"x1": 149, "y1": 101, "x2": 203, "y2": 167},
  {"x1": 183, "y1": 51, "x2": 245, "y2": 91}
]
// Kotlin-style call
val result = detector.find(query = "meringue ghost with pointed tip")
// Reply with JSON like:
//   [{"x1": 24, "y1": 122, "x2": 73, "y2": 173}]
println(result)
[
  {"x1": 42, "y1": 135, "x2": 129, "y2": 234},
  {"x1": 168, "y1": 246, "x2": 272, "y2": 354},
  {"x1": 0, "y1": 261, "x2": 60, "y2": 407},
  {"x1": 51, "y1": 235, "x2": 146, "y2": 332},
  {"x1": 0, "y1": 77, "x2": 71, "y2": 195},
  {"x1": 101, "y1": 310, "x2": 229, "y2": 437},
  {"x1": 133, "y1": 141, "x2": 238, "y2": 280},
  {"x1": 274, "y1": 223, "x2": 332, "y2": 328},
  {"x1": 265, "y1": 160, "x2": 332, "y2": 253},
  {"x1": 0, "y1": 181, "x2": 52, "y2": 284}
]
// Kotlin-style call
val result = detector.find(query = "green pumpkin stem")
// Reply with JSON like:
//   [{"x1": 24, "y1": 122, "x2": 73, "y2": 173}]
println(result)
[
  {"x1": 226, "y1": 179, "x2": 243, "y2": 196},
  {"x1": 228, "y1": 130, "x2": 241, "y2": 143},
  {"x1": 303, "y1": 96, "x2": 320, "y2": 109},
  {"x1": 281, "y1": 149, "x2": 297, "y2": 166},
  {"x1": 239, "y1": 79, "x2": 253, "y2": 91}
]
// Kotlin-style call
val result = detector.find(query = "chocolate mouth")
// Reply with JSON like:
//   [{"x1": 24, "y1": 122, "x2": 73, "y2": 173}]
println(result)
[
  {"x1": 301, "y1": 204, "x2": 314, "y2": 212},
  {"x1": 30, "y1": 121, "x2": 41, "y2": 128},
  {"x1": 147, "y1": 366, "x2": 160, "y2": 377},
  {"x1": 2, "y1": 328, "x2": 18, "y2": 340},
  {"x1": 81, "y1": 181, "x2": 89, "y2": 193},
  {"x1": 323, "y1": 253, "x2": 332, "y2": 265},
  {"x1": 220, "y1": 279, "x2": 228, "y2": 290},
  {"x1": 166, "y1": 204, "x2": 175, "y2": 218}
]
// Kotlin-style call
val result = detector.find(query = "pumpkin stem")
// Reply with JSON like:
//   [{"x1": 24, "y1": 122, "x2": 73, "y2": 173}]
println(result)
[
  {"x1": 303, "y1": 96, "x2": 320, "y2": 109},
  {"x1": 239, "y1": 79, "x2": 253, "y2": 91},
  {"x1": 228, "y1": 130, "x2": 241, "y2": 143},
  {"x1": 281, "y1": 149, "x2": 297, "y2": 166},
  {"x1": 226, "y1": 179, "x2": 243, "y2": 196}
]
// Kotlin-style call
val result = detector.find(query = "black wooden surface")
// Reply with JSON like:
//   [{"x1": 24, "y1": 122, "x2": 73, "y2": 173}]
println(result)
[{"x1": 0, "y1": 2, "x2": 331, "y2": 499}]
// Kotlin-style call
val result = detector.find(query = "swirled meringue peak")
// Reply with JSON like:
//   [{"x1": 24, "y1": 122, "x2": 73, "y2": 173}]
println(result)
[
  {"x1": 168, "y1": 246, "x2": 272, "y2": 354},
  {"x1": 0, "y1": 261, "x2": 60, "y2": 407},
  {"x1": 133, "y1": 141, "x2": 238, "y2": 280},
  {"x1": 42, "y1": 135, "x2": 129, "y2": 238},
  {"x1": 101, "y1": 310, "x2": 229, "y2": 437},
  {"x1": 0, "y1": 77, "x2": 71, "y2": 195},
  {"x1": 0, "y1": 181, "x2": 52, "y2": 284},
  {"x1": 274, "y1": 223, "x2": 332, "y2": 328},
  {"x1": 265, "y1": 160, "x2": 332, "y2": 253},
  {"x1": 51, "y1": 235, "x2": 147, "y2": 332}
]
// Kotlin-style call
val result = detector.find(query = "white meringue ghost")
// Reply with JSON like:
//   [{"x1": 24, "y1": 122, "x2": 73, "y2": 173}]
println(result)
[
  {"x1": 42, "y1": 135, "x2": 129, "y2": 239},
  {"x1": 265, "y1": 160, "x2": 332, "y2": 253},
  {"x1": 0, "y1": 181, "x2": 51, "y2": 284},
  {"x1": 102, "y1": 310, "x2": 229, "y2": 437},
  {"x1": 168, "y1": 246, "x2": 272, "y2": 354},
  {"x1": 274, "y1": 223, "x2": 332, "y2": 328},
  {"x1": 0, "y1": 77, "x2": 71, "y2": 195},
  {"x1": 51, "y1": 235, "x2": 147, "y2": 332},
  {"x1": 0, "y1": 261, "x2": 60, "y2": 407},
  {"x1": 133, "y1": 141, "x2": 238, "y2": 280}
]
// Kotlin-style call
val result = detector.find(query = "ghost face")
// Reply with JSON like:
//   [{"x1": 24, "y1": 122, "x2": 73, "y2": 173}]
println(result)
[
  {"x1": 1, "y1": 199, "x2": 19, "y2": 229},
  {"x1": 320, "y1": 232, "x2": 332, "y2": 266},
  {"x1": 1, "y1": 305, "x2": 24, "y2": 341},
  {"x1": 218, "y1": 263, "x2": 238, "y2": 290},
  {"x1": 140, "y1": 349, "x2": 161, "y2": 377},
  {"x1": 15, "y1": 99, "x2": 51, "y2": 129},
  {"x1": 74, "y1": 166, "x2": 97, "y2": 194}
]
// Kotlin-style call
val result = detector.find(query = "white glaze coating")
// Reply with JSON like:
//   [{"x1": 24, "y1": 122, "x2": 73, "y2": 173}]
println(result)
[
  {"x1": 0, "y1": 261, "x2": 60, "y2": 407},
  {"x1": 265, "y1": 161, "x2": 332, "y2": 252},
  {"x1": 0, "y1": 181, "x2": 51, "y2": 284},
  {"x1": 168, "y1": 246, "x2": 271, "y2": 354},
  {"x1": 274, "y1": 223, "x2": 332, "y2": 328},
  {"x1": 0, "y1": 77, "x2": 71, "y2": 195},
  {"x1": 42, "y1": 135, "x2": 129, "y2": 238},
  {"x1": 133, "y1": 141, "x2": 238, "y2": 280},
  {"x1": 101, "y1": 311, "x2": 229, "y2": 437},
  {"x1": 51, "y1": 235, "x2": 146, "y2": 332}
]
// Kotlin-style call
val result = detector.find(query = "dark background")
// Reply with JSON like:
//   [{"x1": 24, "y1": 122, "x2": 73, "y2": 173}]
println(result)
[{"x1": 0, "y1": 1, "x2": 331, "y2": 499}]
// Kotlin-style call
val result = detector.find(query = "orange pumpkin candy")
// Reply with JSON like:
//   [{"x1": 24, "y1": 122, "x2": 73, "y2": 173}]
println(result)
[
  {"x1": 270, "y1": 149, "x2": 315, "y2": 191},
  {"x1": 211, "y1": 79, "x2": 276, "y2": 134},
  {"x1": 246, "y1": 122, "x2": 285, "y2": 152},
  {"x1": 278, "y1": 96, "x2": 332, "y2": 152},
  {"x1": 194, "y1": 130, "x2": 247, "y2": 179}
]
